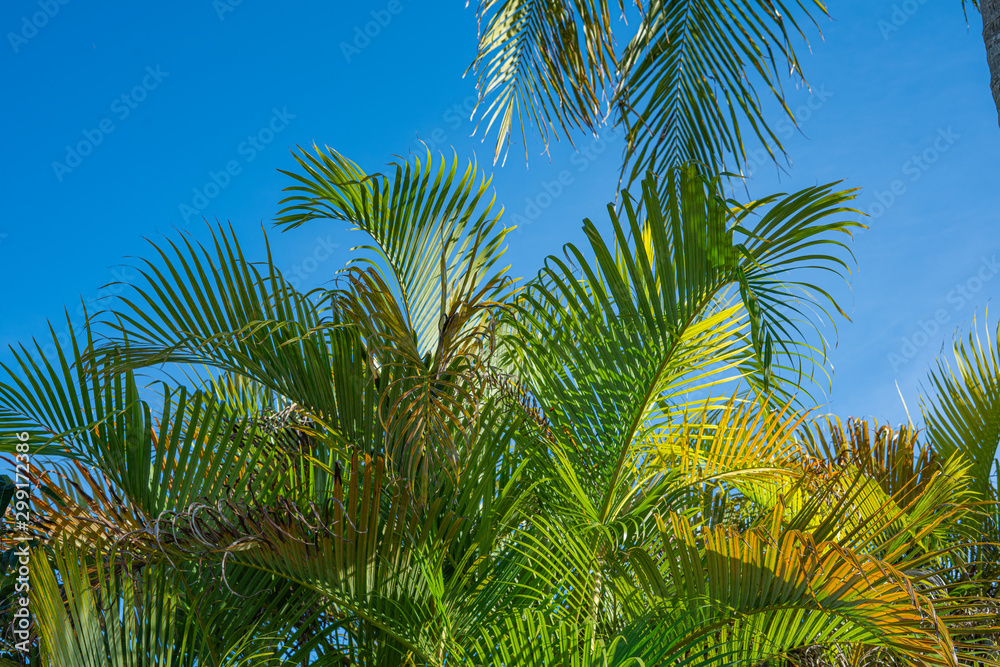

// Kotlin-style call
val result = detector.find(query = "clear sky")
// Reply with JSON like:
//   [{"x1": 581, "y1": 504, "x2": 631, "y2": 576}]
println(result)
[{"x1": 1, "y1": 0, "x2": 997, "y2": 428}]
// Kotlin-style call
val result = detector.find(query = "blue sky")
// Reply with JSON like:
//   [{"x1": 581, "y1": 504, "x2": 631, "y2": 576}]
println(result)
[{"x1": 1, "y1": 0, "x2": 997, "y2": 427}]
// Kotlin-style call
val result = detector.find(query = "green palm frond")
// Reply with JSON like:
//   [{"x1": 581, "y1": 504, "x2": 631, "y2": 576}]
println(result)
[
  {"x1": 31, "y1": 540, "x2": 310, "y2": 666},
  {"x1": 90, "y1": 225, "x2": 346, "y2": 423},
  {"x1": 276, "y1": 147, "x2": 518, "y2": 484},
  {"x1": 474, "y1": 509, "x2": 964, "y2": 667},
  {"x1": 470, "y1": 0, "x2": 829, "y2": 180},
  {"x1": 469, "y1": 0, "x2": 617, "y2": 164},
  {"x1": 616, "y1": 0, "x2": 828, "y2": 183},
  {"x1": 0, "y1": 314, "x2": 117, "y2": 462},
  {"x1": 333, "y1": 261, "x2": 506, "y2": 485},
  {"x1": 921, "y1": 318, "x2": 1000, "y2": 501},
  {"x1": 504, "y1": 165, "x2": 858, "y2": 523},
  {"x1": 0, "y1": 310, "x2": 309, "y2": 545},
  {"x1": 60, "y1": 453, "x2": 467, "y2": 664},
  {"x1": 467, "y1": 611, "x2": 641, "y2": 667},
  {"x1": 276, "y1": 146, "x2": 514, "y2": 359},
  {"x1": 917, "y1": 319, "x2": 1000, "y2": 594},
  {"x1": 622, "y1": 515, "x2": 960, "y2": 667},
  {"x1": 32, "y1": 542, "x2": 181, "y2": 666},
  {"x1": 66, "y1": 224, "x2": 389, "y2": 473}
]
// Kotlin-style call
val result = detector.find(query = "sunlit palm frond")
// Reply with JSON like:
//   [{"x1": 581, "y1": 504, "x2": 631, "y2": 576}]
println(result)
[
  {"x1": 921, "y1": 318, "x2": 1000, "y2": 501},
  {"x1": 470, "y1": 0, "x2": 617, "y2": 164},
  {"x1": 276, "y1": 146, "x2": 514, "y2": 357},
  {"x1": 469, "y1": 0, "x2": 828, "y2": 179},
  {"x1": 622, "y1": 515, "x2": 960, "y2": 667},
  {"x1": 918, "y1": 319, "x2": 1000, "y2": 596},
  {"x1": 87, "y1": 225, "x2": 347, "y2": 424},
  {"x1": 276, "y1": 147, "x2": 518, "y2": 485},
  {"x1": 504, "y1": 165, "x2": 858, "y2": 526}
]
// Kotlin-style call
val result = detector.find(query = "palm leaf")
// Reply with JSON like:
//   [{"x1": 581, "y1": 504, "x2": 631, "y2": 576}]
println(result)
[
  {"x1": 470, "y1": 0, "x2": 829, "y2": 180},
  {"x1": 921, "y1": 318, "x2": 1000, "y2": 501},
  {"x1": 469, "y1": 0, "x2": 616, "y2": 164},
  {"x1": 617, "y1": 0, "x2": 828, "y2": 183},
  {"x1": 504, "y1": 165, "x2": 858, "y2": 529}
]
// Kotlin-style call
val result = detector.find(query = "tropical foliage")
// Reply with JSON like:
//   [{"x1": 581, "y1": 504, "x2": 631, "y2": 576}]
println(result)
[
  {"x1": 1, "y1": 3, "x2": 998, "y2": 666},
  {"x1": 470, "y1": 0, "x2": 829, "y2": 182}
]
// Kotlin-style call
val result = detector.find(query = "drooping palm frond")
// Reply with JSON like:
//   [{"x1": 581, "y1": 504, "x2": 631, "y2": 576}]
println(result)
[
  {"x1": 616, "y1": 0, "x2": 828, "y2": 184},
  {"x1": 469, "y1": 0, "x2": 617, "y2": 165},
  {"x1": 470, "y1": 0, "x2": 829, "y2": 181},
  {"x1": 0, "y1": 310, "x2": 313, "y2": 546},
  {"x1": 624, "y1": 514, "x2": 961, "y2": 667},
  {"x1": 761, "y1": 418, "x2": 1000, "y2": 667},
  {"x1": 88, "y1": 225, "x2": 348, "y2": 424},
  {"x1": 0, "y1": 314, "x2": 121, "y2": 462},
  {"x1": 276, "y1": 147, "x2": 514, "y2": 358},
  {"x1": 36, "y1": 453, "x2": 467, "y2": 663},
  {"x1": 472, "y1": 511, "x2": 965, "y2": 667}
]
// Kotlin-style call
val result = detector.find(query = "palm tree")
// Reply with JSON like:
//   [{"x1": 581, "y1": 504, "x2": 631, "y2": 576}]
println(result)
[
  {"x1": 973, "y1": 0, "x2": 1000, "y2": 125},
  {"x1": 0, "y1": 2, "x2": 996, "y2": 663},
  {"x1": 0, "y1": 146, "x2": 993, "y2": 665}
]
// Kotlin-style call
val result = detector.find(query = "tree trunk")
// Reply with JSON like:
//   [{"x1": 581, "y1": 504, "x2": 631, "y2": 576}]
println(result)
[{"x1": 984, "y1": 0, "x2": 1000, "y2": 125}]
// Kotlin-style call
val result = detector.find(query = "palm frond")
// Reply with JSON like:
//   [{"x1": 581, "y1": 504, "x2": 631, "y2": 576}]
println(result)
[
  {"x1": 617, "y1": 0, "x2": 828, "y2": 183},
  {"x1": 470, "y1": 0, "x2": 617, "y2": 164},
  {"x1": 921, "y1": 318, "x2": 1000, "y2": 501},
  {"x1": 504, "y1": 165, "x2": 858, "y2": 526},
  {"x1": 469, "y1": 0, "x2": 829, "y2": 180},
  {"x1": 276, "y1": 146, "x2": 514, "y2": 358}
]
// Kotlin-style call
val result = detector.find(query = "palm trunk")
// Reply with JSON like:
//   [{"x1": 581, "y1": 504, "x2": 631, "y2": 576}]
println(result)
[{"x1": 984, "y1": 0, "x2": 1000, "y2": 125}]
